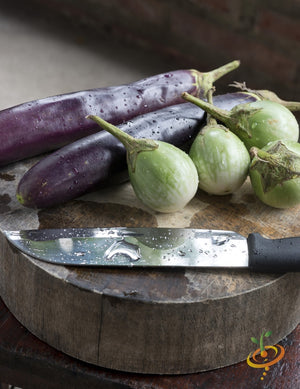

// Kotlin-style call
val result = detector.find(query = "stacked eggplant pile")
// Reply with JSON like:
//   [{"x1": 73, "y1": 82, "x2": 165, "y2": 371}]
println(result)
[{"x1": 1, "y1": 60, "x2": 299, "y2": 212}]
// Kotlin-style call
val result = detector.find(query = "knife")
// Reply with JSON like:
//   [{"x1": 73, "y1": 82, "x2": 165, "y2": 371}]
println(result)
[{"x1": 3, "y1": 227, "x2": 300, "y2": 272}]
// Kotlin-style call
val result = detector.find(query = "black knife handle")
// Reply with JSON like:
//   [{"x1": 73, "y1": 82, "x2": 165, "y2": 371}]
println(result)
[{"x1": 247, "y1": 233, "x2": 300, "y2": 272}]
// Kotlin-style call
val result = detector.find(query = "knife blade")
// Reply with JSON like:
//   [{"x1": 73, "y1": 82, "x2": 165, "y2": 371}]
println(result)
[{"x1": 3, "y1": 227, "x2": 300, "y2": 272}]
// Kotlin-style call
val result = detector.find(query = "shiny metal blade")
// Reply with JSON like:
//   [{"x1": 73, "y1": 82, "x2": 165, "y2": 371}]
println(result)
[{"x1": 4, "y1": 227, "x2": 249, "y2": 268}]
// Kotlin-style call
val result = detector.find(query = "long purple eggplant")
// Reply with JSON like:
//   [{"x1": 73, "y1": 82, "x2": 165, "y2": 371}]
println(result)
[
  {"x1": 0, "y1": 61, "x2": 240, "y2": 166},
  {"x1": 17, "y1": 92, "x2": 258, "y2": 209}
]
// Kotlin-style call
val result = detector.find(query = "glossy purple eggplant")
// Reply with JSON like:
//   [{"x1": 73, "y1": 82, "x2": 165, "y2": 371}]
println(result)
[
  {"x1": 17, "y1": 92, "x2": 258, "y2": 209},
  {"x1": 0, "y1": 61, "x2": 240, "y2": 166}
]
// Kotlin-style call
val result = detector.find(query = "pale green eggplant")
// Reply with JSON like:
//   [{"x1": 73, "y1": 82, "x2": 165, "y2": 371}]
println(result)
[
  {"x1": 87, "y1": 115, "x2": 198, "y2": 213},
  {"x1": 249, "y1": 140, "x2": 300, "y2": 208},
  {"x1": 182, "y1": 93, "x2": 299, "y2": 150},
  {"x1": 189, "y1": 124, "x2": 250, "y2": 195}
]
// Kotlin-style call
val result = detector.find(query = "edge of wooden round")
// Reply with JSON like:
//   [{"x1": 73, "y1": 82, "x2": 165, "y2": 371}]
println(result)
[{"x1": 1, "y1": 232, "x2": 299, "y2": 374}]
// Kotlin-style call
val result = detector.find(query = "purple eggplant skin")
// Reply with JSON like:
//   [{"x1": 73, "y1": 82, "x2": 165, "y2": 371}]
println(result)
[
  {"x1": 0, "y1": 60, "x2": 241, "y2": 166},
  {"x1": 17, "y1": 92, "x2": 258, "y2": 209},
  {"x1": 0, "y1": 70, "x2": 207, "y2": 166}
]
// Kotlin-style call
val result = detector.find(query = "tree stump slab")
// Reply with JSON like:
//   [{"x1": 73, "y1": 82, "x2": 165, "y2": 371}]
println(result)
[{"x1": 0, "y1": 158, "x2": 299, "y2": 374}]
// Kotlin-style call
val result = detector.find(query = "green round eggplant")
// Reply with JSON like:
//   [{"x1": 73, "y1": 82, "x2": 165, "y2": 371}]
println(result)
[
  {"x1": 128, "y1": 140, "x2": 198, "y2": 212},
  {"x1": 87, "y1": 115, "x2": 198, "y2": 213},
  {"x1": 249, "y1": 140, "x2": 300, "y2": 208},
  {"x1": 182, "y1": 93, "x2": 299, "y2": 150},
  {"x1": 230, "y1": 100, "x2": 299, "y2": 149},
  {"x1": 189, "y1": 124, "x2": 250, "y2": 195}
]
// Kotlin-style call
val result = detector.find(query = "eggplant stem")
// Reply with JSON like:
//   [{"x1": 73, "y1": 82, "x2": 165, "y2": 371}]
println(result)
[
  {"x1": 280, "y1": 100, "x2": 300, "y2": 111},
  {"x1": 230, "y1": 81, "x2": 300, "y2": 111},
  {"x1": 182, "y1": 92, "x2": 231, "y2": 125},
  {"x1": 206, "y1": 88, "x2": 218, "y2": 126},
  {"x1": 209, "y1": 60, "x2": 240, "y2": 82},
  {"x1": 194, "y1": 60, "x2": 240, "y2": 98},
  {"x1": 87, "y1": 115, "x2": 158, "y2": 172},
  {"x1": 250, "y1": 147, "x2": 278, "y2": 165}
]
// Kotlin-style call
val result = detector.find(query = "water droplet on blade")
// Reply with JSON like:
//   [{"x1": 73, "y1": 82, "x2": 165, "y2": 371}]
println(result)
[
  {"x1": 104, "y1": 240, "x2": 141, "y2": 262},
  {"x1": 211, "y1": 235, "x2": 230, "y2": 246}
]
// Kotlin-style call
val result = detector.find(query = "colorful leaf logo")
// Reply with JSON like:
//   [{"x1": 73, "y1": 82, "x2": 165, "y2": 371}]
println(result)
[{"x1": 247, "y1": 330, "x2": 285, "y2": 381}]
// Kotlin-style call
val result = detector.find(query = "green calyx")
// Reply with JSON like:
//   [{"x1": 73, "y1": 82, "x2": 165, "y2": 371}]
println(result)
[
  {"x1": 230, "y1": 81, "x2": 300, "y2": 111},
  {"x1": 182, "y1": 92, "x2": 261, "y2": 139},
  {"x1": 182, "y1": 92, "x2": 231, "y2": 123},
  {"x1": 87, "y1": 115, "x2": 158, "y2": 172},
  {"x1": 192, "y1": 60, "x2": 240, "y2": 98},
  {"x1": 230, "y1": 104, "x2": 262, "y2": 138},
  {"x1": 250, "y1": 141, "x2": 300, "y2": 193}
]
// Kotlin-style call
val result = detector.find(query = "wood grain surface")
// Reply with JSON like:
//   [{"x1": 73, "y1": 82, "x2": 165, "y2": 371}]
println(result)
[
  {"x1": 1, "y1": 297, "x2": 299, "y2": 389},
  {"x1": 0, "y1": 156, "x2": 299, "y2": 374}
]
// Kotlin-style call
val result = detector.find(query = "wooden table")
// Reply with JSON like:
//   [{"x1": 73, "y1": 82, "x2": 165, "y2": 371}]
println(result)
[{"x1": 0, "y1": 296, "x2": 299, "y2": 389}]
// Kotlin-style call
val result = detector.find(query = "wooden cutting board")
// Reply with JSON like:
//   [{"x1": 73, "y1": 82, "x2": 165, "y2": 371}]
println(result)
[{"x1": 0, "y1": 157, "x2": 299, "y2": 374}]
